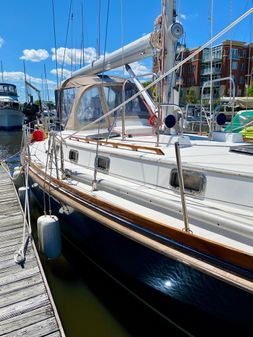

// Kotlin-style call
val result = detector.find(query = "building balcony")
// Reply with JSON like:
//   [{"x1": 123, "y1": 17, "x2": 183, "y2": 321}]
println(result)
[
  {"x1": 201, "y1": 93, "x2": 220, "y2": 100},
  {"x1": 202, "y1": 56, "x2": 222, "y2": 63},
  {"x1": 200, "y1": 68, "x2": 221, "y2": 75},
  {"x1": 200, "y1": 81, "x2": 221, "y2": 88}
]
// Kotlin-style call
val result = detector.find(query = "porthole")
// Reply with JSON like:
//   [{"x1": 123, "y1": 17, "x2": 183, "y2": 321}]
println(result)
[
  {"x1": 170, "y1": 169, "x2": 206, "y2": 194},
  {"x1": 69, "y1": 149, "x2": 79, "y2": 162},
  {"x1": 95, "y1": 155, "x2": 110, "y2": 173}
]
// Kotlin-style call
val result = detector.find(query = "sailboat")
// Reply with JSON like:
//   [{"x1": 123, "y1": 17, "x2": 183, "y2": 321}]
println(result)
[{"x1": 22, "y1": 1, "x2": 253, "y2": 336}]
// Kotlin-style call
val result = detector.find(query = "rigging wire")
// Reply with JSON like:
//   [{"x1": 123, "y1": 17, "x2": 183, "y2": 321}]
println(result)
[
  {"x1": 161, "y1": 0, "x2": 166, "y2": 101},
  {"x1": 80, "y1": 1, "x2": 85, "y2": 68},
  {"x1": 62, "y1": 6, "x2": 253, "y2": 140},
  {"x1": 60, "y1": 0, "x2": 73, "y2": 83},
  {"x1": 120, "y1": 0, "x2": 125, "y2": 74},
  {"x1": 246, "y1": 0, "x2": 253, "y2": 93},
  {"x1": 71, "y1": 11, "x2": 74, "y2": 75},
  {"x1": 23, "y1": 60, "x2": 29, "y2": 102},
  {"x1": 0, "y1": 60, "x2": 3, "y2": 82},
  {"x1": 92, "y1": 0, "x2": 110, "y2": 191},
  {"x1": 41, "y1": 74, "x2": 45, "y2": 103},
  {"x1": 97, "y1": 0, "x2": 101, "y2": 59},
  {"x1": 229, "y1": 0, "x2": 233, "y2": 98},
  {"x1": 52, "y1": 0, "x2": 59, "y2": 87},
  {"x1": 102, "y1": 0, "x2": 111, "y2": 76},
  {"x1": 208, "y1": 0, "x2": 214, "y2": 131},
  {"x1": 44, "y1": 64, "x2": 50, "y2": 103}
]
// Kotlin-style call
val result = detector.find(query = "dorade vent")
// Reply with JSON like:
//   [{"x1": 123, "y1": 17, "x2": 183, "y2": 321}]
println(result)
[
  {"x1": 95, "y1": 156, "x2": 110, "y2": 173},
  {"x1": 69, "y1": 149, "x2": 79, "y2": 162},
  {"x1": 170, "y1": 169, "x2": 206, "y2": 194}
]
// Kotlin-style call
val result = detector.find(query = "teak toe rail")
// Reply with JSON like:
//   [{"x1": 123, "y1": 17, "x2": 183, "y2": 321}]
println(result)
[{"x1": 69, "y1": 136, "x2": 165, "y2": 155}]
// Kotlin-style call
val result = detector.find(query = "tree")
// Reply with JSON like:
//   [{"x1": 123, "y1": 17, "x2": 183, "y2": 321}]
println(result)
[
  {"x1": 34, "y1": 100, "x2": 56, "y2": 109},
  {"x1": 142, "y1": 81, "x2": 158, "y2": 102},
  {"x1": 247, "y1": 81, "x2": 253, "y2": 97},
  {"x1": 185, "y1": 88, "x2": 197, "y2": 104}
]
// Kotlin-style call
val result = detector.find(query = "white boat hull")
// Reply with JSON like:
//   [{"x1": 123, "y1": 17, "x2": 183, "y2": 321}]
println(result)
[{"x1": 0, "y1": 108, "x2": 24, "y2": 130}]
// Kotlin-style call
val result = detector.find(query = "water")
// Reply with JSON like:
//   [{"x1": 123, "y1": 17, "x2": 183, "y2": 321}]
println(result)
[
  {"x1": 0, "y1": 130, "x2": 186, "y2": 337},
  {"x1": 0, "y1": 131, "x2": 23, "y2": 161}
]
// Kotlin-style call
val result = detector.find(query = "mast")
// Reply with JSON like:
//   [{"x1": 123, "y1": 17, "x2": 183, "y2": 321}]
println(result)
[
  {"x1": 161, "y1": 0, "x2": 183, "y2": 111},
  {"x1": 70, "y1": 0, "x2": 183, "y2": 101},
  {"x1": 0, "y1": 61, "x2": 3, "y2": 82}
]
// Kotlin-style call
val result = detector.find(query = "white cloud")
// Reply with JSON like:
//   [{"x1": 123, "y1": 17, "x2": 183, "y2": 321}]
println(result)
[
  {"x1": 20, "y1": 49, "x2": 49, "y2": 62},
  {"x1": 129, "y1": 62, "x2": 150, "y2": 76},
  {"x1": 2, "y1": 71, "x2": 55, "y2": 87},
  {"x1": 1, "y1": 71, "x2": 56, "y2": 102},
  {"x1": 51, "y1": 47, "x2": 97, "y2": 65},
  {"x1": 0, "y1": 37, "x2": 4, "y2": 48},
  {"x1": 50, "y1": 68, "x2": 71, "y2": 79},
  {"x1": 110, "y1": 61, "x2": 151, "y2": 79},
  {"x1": 180, "y1": 14, "x2": 186, "y2": 20}
]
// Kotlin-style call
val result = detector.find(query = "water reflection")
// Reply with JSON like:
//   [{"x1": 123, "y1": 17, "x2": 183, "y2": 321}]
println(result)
[{"x1": 0, "y1": 130, "x2": 22, "y2": 161}]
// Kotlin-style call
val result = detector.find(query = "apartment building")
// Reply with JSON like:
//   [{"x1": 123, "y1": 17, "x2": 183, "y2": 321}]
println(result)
[{"x1": 179, "y1": 40, "x2": 253, "y2": 104}]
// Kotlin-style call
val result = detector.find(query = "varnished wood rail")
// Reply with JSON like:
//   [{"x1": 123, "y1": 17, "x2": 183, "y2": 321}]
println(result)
[{"x1": 69, "y1": 136, "x2": 165, "y2": 155}]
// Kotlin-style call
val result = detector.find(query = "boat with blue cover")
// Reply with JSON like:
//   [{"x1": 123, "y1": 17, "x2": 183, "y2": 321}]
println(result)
[{"x1": 0, "y1": 83, "x2": 24, "y2": 130}]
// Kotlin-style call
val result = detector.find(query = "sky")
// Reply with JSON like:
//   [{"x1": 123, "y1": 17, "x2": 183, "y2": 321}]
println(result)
[{"x1": 0, "y1": 0, "x2": 253, "y2": 102}]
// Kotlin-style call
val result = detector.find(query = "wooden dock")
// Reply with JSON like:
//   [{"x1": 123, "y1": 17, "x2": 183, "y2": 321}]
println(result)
[{"x1": 0, "y1": 165, "x2": 65, "y2": 337}]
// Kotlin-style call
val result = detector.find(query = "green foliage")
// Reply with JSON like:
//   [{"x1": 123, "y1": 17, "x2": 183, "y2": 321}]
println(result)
[
  {"x1": 142, "y1": 81, "x2": 159, "y2": 102},
  {"x1": 34, "y1": 100, "x2": 56, "y2": 109},
  {"x1": 34, "y1": 100, "x2": 41, "y2": 106},
  {"x1": 214, "y1": 97, "x2": 221, "y2": 105},
  {"x1": 247, "y1": 81, "x2": 253, "y2": 97},
  {"x1": 185, "y1": 88, "x2": 197, "y2": 104}
]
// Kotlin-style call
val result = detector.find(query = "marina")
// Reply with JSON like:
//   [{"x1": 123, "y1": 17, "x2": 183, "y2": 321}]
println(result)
[
  {"x1": 0, "y1": 164, "x2": 65, "y2": 337},
  {"x1": 1, "y1": 0, "x2": 253, "y2": 336}
]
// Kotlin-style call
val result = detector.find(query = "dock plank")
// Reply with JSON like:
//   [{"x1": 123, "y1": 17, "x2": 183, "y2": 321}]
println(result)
[
  {"x1": 0, "y1": 165, "x2": 65, "y2": 337},
  {"x1": 0, "y1": 282, "x2": 45, "y2": 309},
  {"x1": 0, "y1": 275, "x2": 42, "y2": 296},
  {"x1": 0, "y1": 305, "x2": 54, "y2": 335},
  {"x1": 1, "y1": 317, "x2": 59, "y2": 337},
  {"x1": 0, "y1": 294, "x2": 50, "y2": 322}
]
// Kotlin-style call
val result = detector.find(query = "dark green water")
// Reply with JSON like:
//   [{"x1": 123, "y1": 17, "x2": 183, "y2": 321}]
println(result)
[{"x1": 0, "y1": 130, "x2": 186, "y2": 337}]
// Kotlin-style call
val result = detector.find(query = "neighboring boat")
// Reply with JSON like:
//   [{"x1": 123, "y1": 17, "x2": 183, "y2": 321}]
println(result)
[
  {"x1": 21, "y1": 2, "x2": 253, "y2": 336},
  {"x1": 0, "y1": 83, "x2": 24, "y2": 130}
]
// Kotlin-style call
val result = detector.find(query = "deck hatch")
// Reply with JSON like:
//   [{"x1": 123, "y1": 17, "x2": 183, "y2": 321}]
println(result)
[
  {"x1": 170, "y1": 169, "x2": 206, "y2": 194},
  {"x1": 230, "y1": 145, "x2": 253, "y2": 155}
]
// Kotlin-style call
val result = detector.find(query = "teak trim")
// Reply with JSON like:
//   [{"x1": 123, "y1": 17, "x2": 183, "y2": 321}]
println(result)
[{"x1": 69, "y1": 136, "x2": 165, "y2": 155}]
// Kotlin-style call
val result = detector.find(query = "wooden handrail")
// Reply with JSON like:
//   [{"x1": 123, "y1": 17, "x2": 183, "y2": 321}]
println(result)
[{"x1": 69, "y1": 136, "x2": 165, "y2": 155}]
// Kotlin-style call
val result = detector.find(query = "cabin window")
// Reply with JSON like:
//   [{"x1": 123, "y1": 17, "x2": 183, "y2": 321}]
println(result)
[
  {"x1": 124, "y1": 84, "x2": 150, "y2": 118},
  {"x1": 170, "y1": 169, "x2": 206, "y2": 194},
  {"x1": 104, "y1": 86, "x2": 121, "y2": 110},
  {"x1": 62, "y1": 87, "x2": 77, "y2": 124},
  {"x1": 95, "y1": 155, "x2": 110, "y2": 173},
  {"x1": 103, "y1": 83, "x2": 150, "y2": 127},
  {"x1": 69, "y1": 149, "x2": 79, "y2": 163},
  {"x1": 77, "y1": 87, "x2": 103, "y2": 124}
]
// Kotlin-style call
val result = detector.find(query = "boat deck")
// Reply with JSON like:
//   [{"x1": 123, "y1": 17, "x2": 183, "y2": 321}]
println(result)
[{"x1": 0, "y1": 165, "x2": 65, "y2": 337}]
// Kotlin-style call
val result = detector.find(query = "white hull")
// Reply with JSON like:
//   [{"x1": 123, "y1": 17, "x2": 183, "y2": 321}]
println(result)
[{"x1": 0, "y1": 108, "x2": 24, "y2": 130}]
